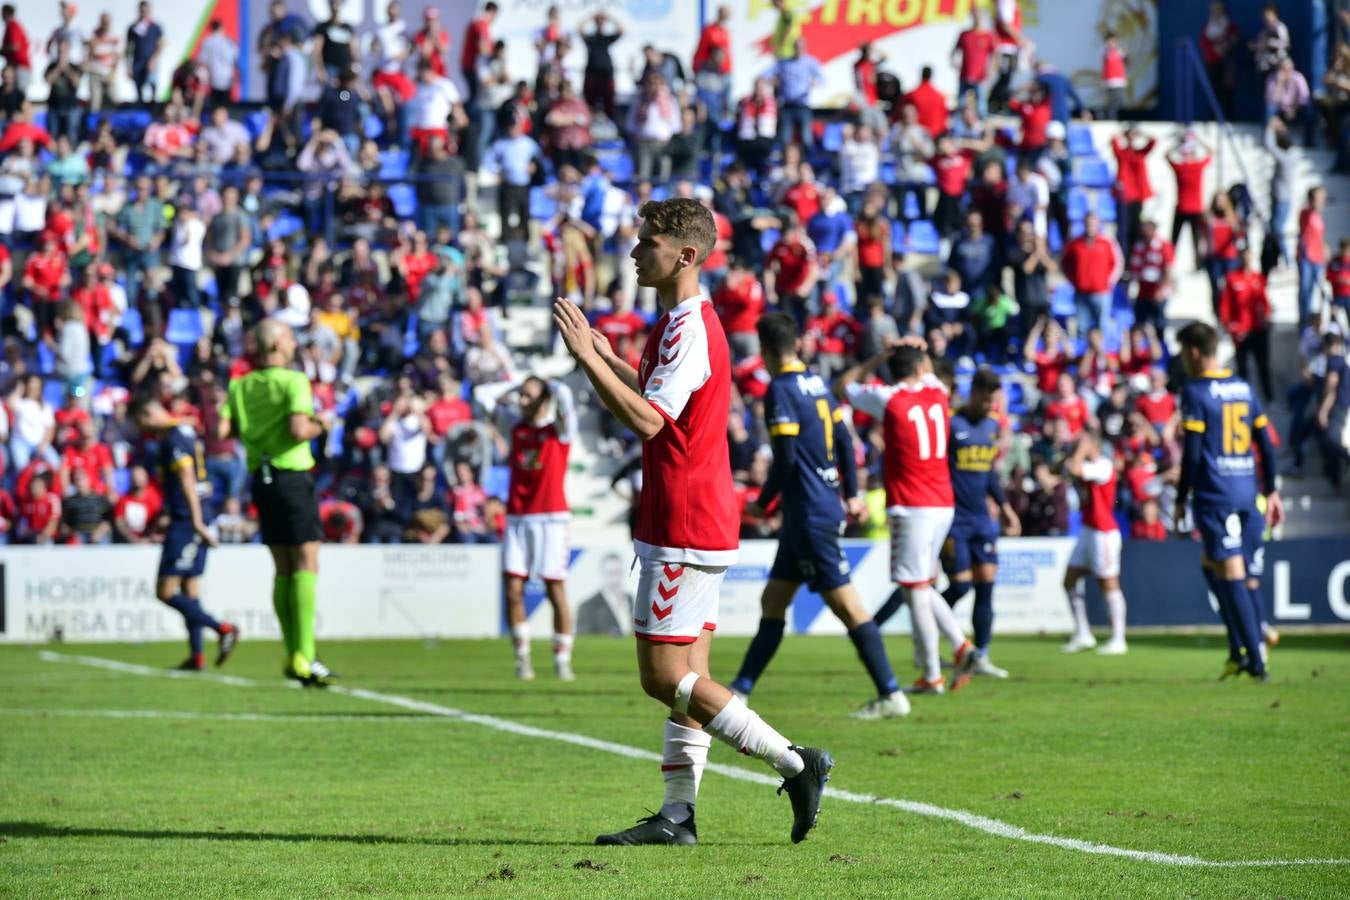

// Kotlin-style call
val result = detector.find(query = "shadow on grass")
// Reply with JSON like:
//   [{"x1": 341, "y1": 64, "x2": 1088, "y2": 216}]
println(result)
[{"x1": 0, "y1": 821, "x2": 781, "y2": 848}]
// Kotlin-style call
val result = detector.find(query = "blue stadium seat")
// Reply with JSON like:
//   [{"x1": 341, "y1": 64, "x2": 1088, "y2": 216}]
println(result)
[
  {"x1": 243, "y1": 110, "x2": 270, "y2": 142},
  {"x1": 598, "y1": 152, "x2": 633, "y2": 183},
  {"x1": 1048, "y1": 218, "x2": 1063, "y2": 255},
  {"x1": 483, "y1": 465, "x2": 511, "y2": 499},
  {"x1": 759, "y1": 227, "x2": 781, "y2": 255},
  {"x1": 905, "y1": 220, "x2": 940, "y2": 255},
  {"x1": 120, "y1": 307, "x2": 145, "y2": 347},
  {"x1": 1050, "y1": 282, "x2": 1076, "y2": 319},
  {"x1": 529, "y1": 187, "x2": 556, "y2": 220},
  {"x1": 1067, "y1": 188, "x2": 1090, "y2": 222},
  {"x1": 890, "y1": 220, "x2": 906, "y2": 253},
  {"x1": 268, "y1": 212, "x2": 304, "y2": 241},
  {"x1": 901, "y1": 190, "x2": 921, "y2": 221},
  {"x1": 36, "y1": 341, "x2": 55, "y2": 375},
  {"x1": 388, "y1": 183, "x2": 418, "y2": 220},
  {"x1": 821, "y1": 122, "x2": 844, "y2": 152},
  {"x1": 1096, "y1": 191, "x2": 1118, "y2": 222},
  {"x1": 1067, "y1": 124, "x2": 1096, "y2": 157},
  {"x1": 113, "y1": 467, "x2": 132, "y2": 496},
  {"x1": 403, "y1": 312, "x2": 420, "y2": 359},
  {"x1": 43, "y1": 378, "x2": 66, "y2": 409},
  {"x1": 649, "y1": 184, "x2": 670, "y2": 202},
  {"x1": 378, "y1": 149, "x2": 409, "y2": 180},
  {"x1": 166, "y1": 309, "x2": 204, "y2": 346},
  {"x1": 363, "y1": 112, "x2": 384, "y2": 141},
  {"x1": 1075, "y1": 157, "x2": 1113, "y2": 189}
]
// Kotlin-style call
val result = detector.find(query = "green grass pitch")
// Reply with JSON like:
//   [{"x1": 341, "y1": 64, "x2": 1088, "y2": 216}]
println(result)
[{"x1": 2, "y1": 633, "x2": 1348, "y2": 898}]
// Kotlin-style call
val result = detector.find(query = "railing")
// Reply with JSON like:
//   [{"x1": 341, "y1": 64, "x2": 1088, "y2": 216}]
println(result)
[{"x1": 1172, "y1": 36, "x2": 1266, "y2": 223}]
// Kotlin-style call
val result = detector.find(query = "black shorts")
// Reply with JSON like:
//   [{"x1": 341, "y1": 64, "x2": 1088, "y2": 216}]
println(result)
[{"x1": 252, "y1": 468, "x2": 322, "y2": 546}]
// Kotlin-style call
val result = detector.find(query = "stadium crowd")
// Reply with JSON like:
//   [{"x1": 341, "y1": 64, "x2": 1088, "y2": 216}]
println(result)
[{"x1": 0, "y1": 0, "x2": 1346, "y2": 547}]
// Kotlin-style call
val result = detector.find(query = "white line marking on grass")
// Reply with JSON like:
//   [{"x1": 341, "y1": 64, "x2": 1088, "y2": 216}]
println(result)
[
  {"x1": 37, "y1": 651, "x2": 1349, "y2": 869},
  {"x1": 0, "y1": 707, "x2": 446, "y2": 724}
]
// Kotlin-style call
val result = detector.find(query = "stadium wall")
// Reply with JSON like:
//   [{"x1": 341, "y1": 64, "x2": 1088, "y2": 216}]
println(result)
[{"x1": 3, "y1": 537, "x2": 1348, "y2": 644}]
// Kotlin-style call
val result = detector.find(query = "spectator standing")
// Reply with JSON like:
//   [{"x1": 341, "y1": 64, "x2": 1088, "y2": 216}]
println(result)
[
  {"x1": 580, "y1": 12, "x2": 622, "y2": 123},
  {"x1": 1167, "y1": 130, "x2": 1211, "y2": 262},
  {"x1": 21, "y1": 232, "x2": 69, "y2": 339},
  {"x1": 1265, "y1": 118, "x2": 1296, "y2": 266},
  {"x1": 1297, "y1": 186, "x2": 1328, "y2": 324},
  {"x1": 772, "y1": 39, "x2": 823, "y2": 149},
  {"x1": 486, "y1": 119, "x2": 542, "y2": 243},
  {"x1": 43, "y1": 41, "x2": 83, "y2": 146},
  {"x1": 415, "y1": 134, "x2": 464, "y2": 237},
  {"x1": 947, "y1": 210, "x2": 998, "y2": 304},
  {"x1": 46, "y1": 1, "x2": 85, "y2": 65},
  {"x1": 265, "y1": 29, "x2": 307, "y2": 151},
  {"x1": 626, "y1": 73, "x2": 681, "y2": 180},
  {"x1": 765, "y1": 214, "x2": 818, "y2": 326},
  {"x1": 1265, "y1": 57, "x2": 1312, "y2": 147},
  {"x1": 381, "y1": 389, "x2": 431, "y2": 507},
  {"x1": 852, "y1": 42, "x2": 888, "y2": 134},
  {"x1": 1101, "y1": 32, "x2": 1128, "y2": 120},
  {"x1": 407, "y1": 59, "x2": 467, "y2": 158},
  {"x1": 1009, "y1": 80, "x2": 1053, "y2": 160},
  {"x1": 714, "y1": 258, "x2": 766, "y2": 360},
  {"x1": 126, "y1": 1, "x2": 164, "y2": 103},
  {"x1": 1250, "y1": 3, "x2": 1290, "y2": 79},
  {"x1": 1035, "y1": 60, "x2": 1085, "y2": 125},
  {"x1": 904, "y1": 65, "x2": 949, "y2": 140},
  {"x1": 1111, "y1": 125, "x2": 1155, "y2": 252},
  {"x1": 317, "y1": 66, "x2": 364, "y2": 155},
  {"x1": 735, "y1": 78, "x2": 778, "y2": 178},
  {"x1": 197, "y1": 19, "x2": 239, "y2": 109},
  {"x1": 1205, "y1": 190, "x2": 1243, "y2": 316},
  {"x1": 768, "y1": 0, "x2": 805, "y2": 60},
  {"x1": 692, "y1": 5, "x2": 731, "y2": 94},
  {"x1": 460, "y1": 1, "x2": 497, "y2": 107},
  {"x1": 85, "y1": 12, "x2": 122, "y2": 112},
  {"x1": 1061, "y1": 212, "x2": 1123, "y2": 336},
  {"x1": 1200, "y1": 1, "x2": 1239, "y2": 117},
  {"x1": 1007, "y1": 155, "x2": 1049, "y2": 237},
  {"x1": 952, "y1": 9, "x2": 997, "y2": 117},
  {"x1": 412, "y1": 6, "x2": 450, "y2": 77},
  {"x1": 1219, "y1": 247, "x2": 1273, "y2": 403},
  {"x1": 109, "y1": 175, "x2": 164, "y2": 311},
  {"x1": 1008, "y1": 220, "x2": 1054, "y2": 340},
  {"x1": 1, "y1": 5, "x2": 31, "y2": 92},
  {"x1": 205, "y1": 185, "x2": 251, "y2": 307},
  {"x1": 312, "y1": 0, "x2": 355, "y2": 83},
  {"x1": 889, "y1": 104, "x2": 934, "y2": 220},
  {"x1": 10, "y1": 375, "x2": 56, "y2": 471},
  {"x1": 543, "y1": 80, "x2": 592, "y2": 170},
  {"x1": 931, "y1": 133, "x2": 973, "y2": 240},
  {"x1": 167, "y1": 206, "x2": 205, "y2": 309},
  {"x1": 1126, "y1": 218, "x2": 1174, "y2": 332}
]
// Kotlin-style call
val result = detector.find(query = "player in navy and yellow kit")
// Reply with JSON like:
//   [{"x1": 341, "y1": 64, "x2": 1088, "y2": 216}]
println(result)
[
  {"x1": 134, "y1": 395, "x2": 238, "y2": 671},
  {"x1": 943, "y1": 368, "x2": 1021, "y2": 678},
  {"x1": 730, "y1": 313, "x2": 909, "y2": 719},
  {"x1": 1174, "y1": 323, "x2": 1284, "y2": 681}
]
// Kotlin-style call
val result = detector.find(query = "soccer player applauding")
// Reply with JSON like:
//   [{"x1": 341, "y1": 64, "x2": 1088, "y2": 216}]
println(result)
[
  {"x1": 1174, "y1": 322, "x2": 1284, "y2": 680},
  {"x1": 728, "y1": 312, "x2": 910, "y2": 720},
  {"x1": 553, "y1": 199, "x2": 832, "y2": 846}
]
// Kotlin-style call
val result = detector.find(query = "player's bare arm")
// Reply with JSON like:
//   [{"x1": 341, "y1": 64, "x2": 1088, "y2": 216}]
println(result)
[{"x1": 553, "y1": 299, "x2": 666, "y2": 441}]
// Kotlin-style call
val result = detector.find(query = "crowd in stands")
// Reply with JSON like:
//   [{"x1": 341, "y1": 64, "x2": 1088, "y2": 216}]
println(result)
[{"x1": 0, "y1": 0, "x2": 1346, "y2": 547}]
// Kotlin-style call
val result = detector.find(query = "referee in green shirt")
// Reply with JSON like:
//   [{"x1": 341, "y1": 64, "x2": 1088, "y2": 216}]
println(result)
[{"x1": 219, "y1": 320, "x2": 334, "y2": 686}]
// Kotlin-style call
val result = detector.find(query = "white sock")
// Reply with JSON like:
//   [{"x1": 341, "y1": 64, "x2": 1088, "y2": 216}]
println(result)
[
  {"x1": 659, "y1": 719, "x2": 710, "y2": 823},
  {"x1": 908, "y1": 586, "x2": 942, "y2": 682},
  {"x1": 1067, "y1": 587, "x2": 1091, "y2": 640},
  {"x1": 930, "y1": 591, "x2": 969, "y2": 652},
  {"x1": 704, "y1": 695, "x2": 803, "y2": 777},
  {"x1": 1104, "y1": 589, "x2": 1127, "y2": 644},
  {"x1": 552, "y1": 632, "x2": 573, "y2": 665},
  {"x1": 511, "y1": 623, "x2": 530, "y2": 659}
]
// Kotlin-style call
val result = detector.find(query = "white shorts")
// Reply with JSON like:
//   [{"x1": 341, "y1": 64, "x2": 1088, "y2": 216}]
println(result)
[
  {"x1": 503, "y1": 515, "x2": 570, "y2": 582},
  {"x1": 1067, "y1": 527, "x2": 1122, "y2": 579},
  {"x1": 888, "y1": 506, "x2": 955, "y2": 587},
  {"x1": 632, "y1": 557, "x2": 724, "y2": 644}
]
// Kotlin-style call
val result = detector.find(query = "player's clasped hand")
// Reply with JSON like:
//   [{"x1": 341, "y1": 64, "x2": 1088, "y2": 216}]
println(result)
[{"x1": 553, "y1": 299, "x2": 599, "y2": 364}]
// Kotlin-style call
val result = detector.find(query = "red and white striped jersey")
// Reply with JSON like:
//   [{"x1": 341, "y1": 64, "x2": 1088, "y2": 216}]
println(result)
[
  {"x1": 1077, "y1": 456, "x2": 1120, "y2": 532},
  {"x1": 505, "y1": 381, "x2": 576, "y2": 518},
  {"x1": 635, "y1": 295, "x2": 739, "y2": 565},
  {"x1": 846, "y1": 375, "x2": 954, "y2": 510}
]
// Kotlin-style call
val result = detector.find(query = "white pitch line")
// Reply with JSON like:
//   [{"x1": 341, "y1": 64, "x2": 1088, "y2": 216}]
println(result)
[
  {"x1": 0, "y1": 707, "x2": 447, "y2": 724},
  {"x1": 36, "y1": 650, "x2": 1349, "y2": 869}
]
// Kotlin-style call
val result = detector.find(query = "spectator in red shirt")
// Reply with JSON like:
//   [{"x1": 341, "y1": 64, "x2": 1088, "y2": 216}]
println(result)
[
  {"x1": 61, "y1": 418, "x2": 116, "y2": 497},
  {"x1": 1133, "y1": 367, "x2": 1177, "y2": 429},
  {"x1": 0, "y1": 484, "x2": 15, "y2": 544},
  {"x1": 426, "y1": 374, "x2": 472, "y2": 440},
  {"x1": 1297, "y1": 185, "x2": 1327, "y2": 324},
  {"x1": 1009, "y1": 81, "x2": 1052, "y2": 160},
  {"x1": 320, "y1": 497, "x2": 363, "y2": 543},
  {"x1": 1111, "y1": 125, "x2": 1156, "y2": 250},
  {"x1": 1167, "y1": 131, "x2": 1212, "y2": 262},
  {"x1": 764, "y1": 214, "x2": 818, "y2": 326},
  {"x1": 1101, "y1": 32, "x2": 1129, "y2": 120},
  {"x1": 692, "y1": 5, "x2": 731, "y2": 76},
  {"x1": 450, "y1": 461, "x2": 493, "y2": 543},
  {"x1": 1328, "y1": 237, "x2": 1350, "y2": 319},
  {"x1": 412, "y1": 6, "x2": 449, "y2": 77},
  {"x1": 1130, "y1": 498, "x2": 1168, "y2": 541},
  {"x1": 779, "y1": 163, "x2": 822, "y2": 227},
  {"x1": 1, "y1": 4, "x2": 31, "y2": 91},
  {"x1": 1023, "y1": 316, "x2": 1071, "y2": 396},
  {"x1": 1126, "y1": 218, "x2": 1174, "y2": 331},
  {"x1": 593, "y1": 289, "x2": 647, "y2": 353},
  {"x1": 18, "y1": 472, "x2": 61, "y2": 544},
  {"x1": 72, "y1": 264, "x2": 117, "y2": 369},
  {"x1": 1044, "y1": 372, "x2": 1095, "y2": 440},
  {"x1": 713, "y1": 257, "x2": 766, "y2": 360},
  {"x1": 1220, "y1": 248, "x2": 1273, "y2": 402},
  {"x1": 1120, "y1": 322, "x2": 1164, "y2": 381},
  {"x1": 805, "y1": 292, "x2": 860, "y2": 380},
  {"x1": 1199, "y1": 1, "x2": 1240, "y2": 117},
  {"x1": 853, "y1": 42, "x2": 888, "y2": 133},
  {"x1": 930, "y1": 134, "x2": 972, "y2": 239},
  {"x1": 112, "y1": 465, "x2": 162, "y2": 543},
  {"x1": 952, "y1": 9, "x2": 997, "y2": 117},
  {"x1": 459, "y1": 1, "x2": 497, "y2": 106},
  {"x1": 1204, "y1": 190, "x2": 1242, "y2": 316},
  {"x1": 902, "y1": 65, "x2": 948, "y2": 139},
  {"x1": 0, "y1": 99, "x2": 51, "y2": 153},
  {"x1": 854, "y1": 196, "x2": 890, "y2": 299},
  {"x1": 21, "y1": 232, "x2": 70, "y2": 338},
  {"x1": 1060, "y1": 212, "x2": 1123, "y2": 336}
]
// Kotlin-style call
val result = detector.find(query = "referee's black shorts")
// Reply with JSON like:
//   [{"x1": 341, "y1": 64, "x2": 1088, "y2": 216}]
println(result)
[{"x1": 252, "y1": 468, "x2": 323, "y2": 546}]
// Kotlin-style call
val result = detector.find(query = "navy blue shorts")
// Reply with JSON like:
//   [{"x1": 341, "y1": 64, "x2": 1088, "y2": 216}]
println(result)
[
  {"x1": 158, "y1": 522, "x2": 208, "y2": 579},
  {"x1": 769, "y1": 520, "x2": 851, "y2": 593},
  {"x1": 942, "y1": 517, "x2": 999, "y2": 574},
  {"x1": 1195, "y1": 505, "x2": 1251, "y2": 564}
]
